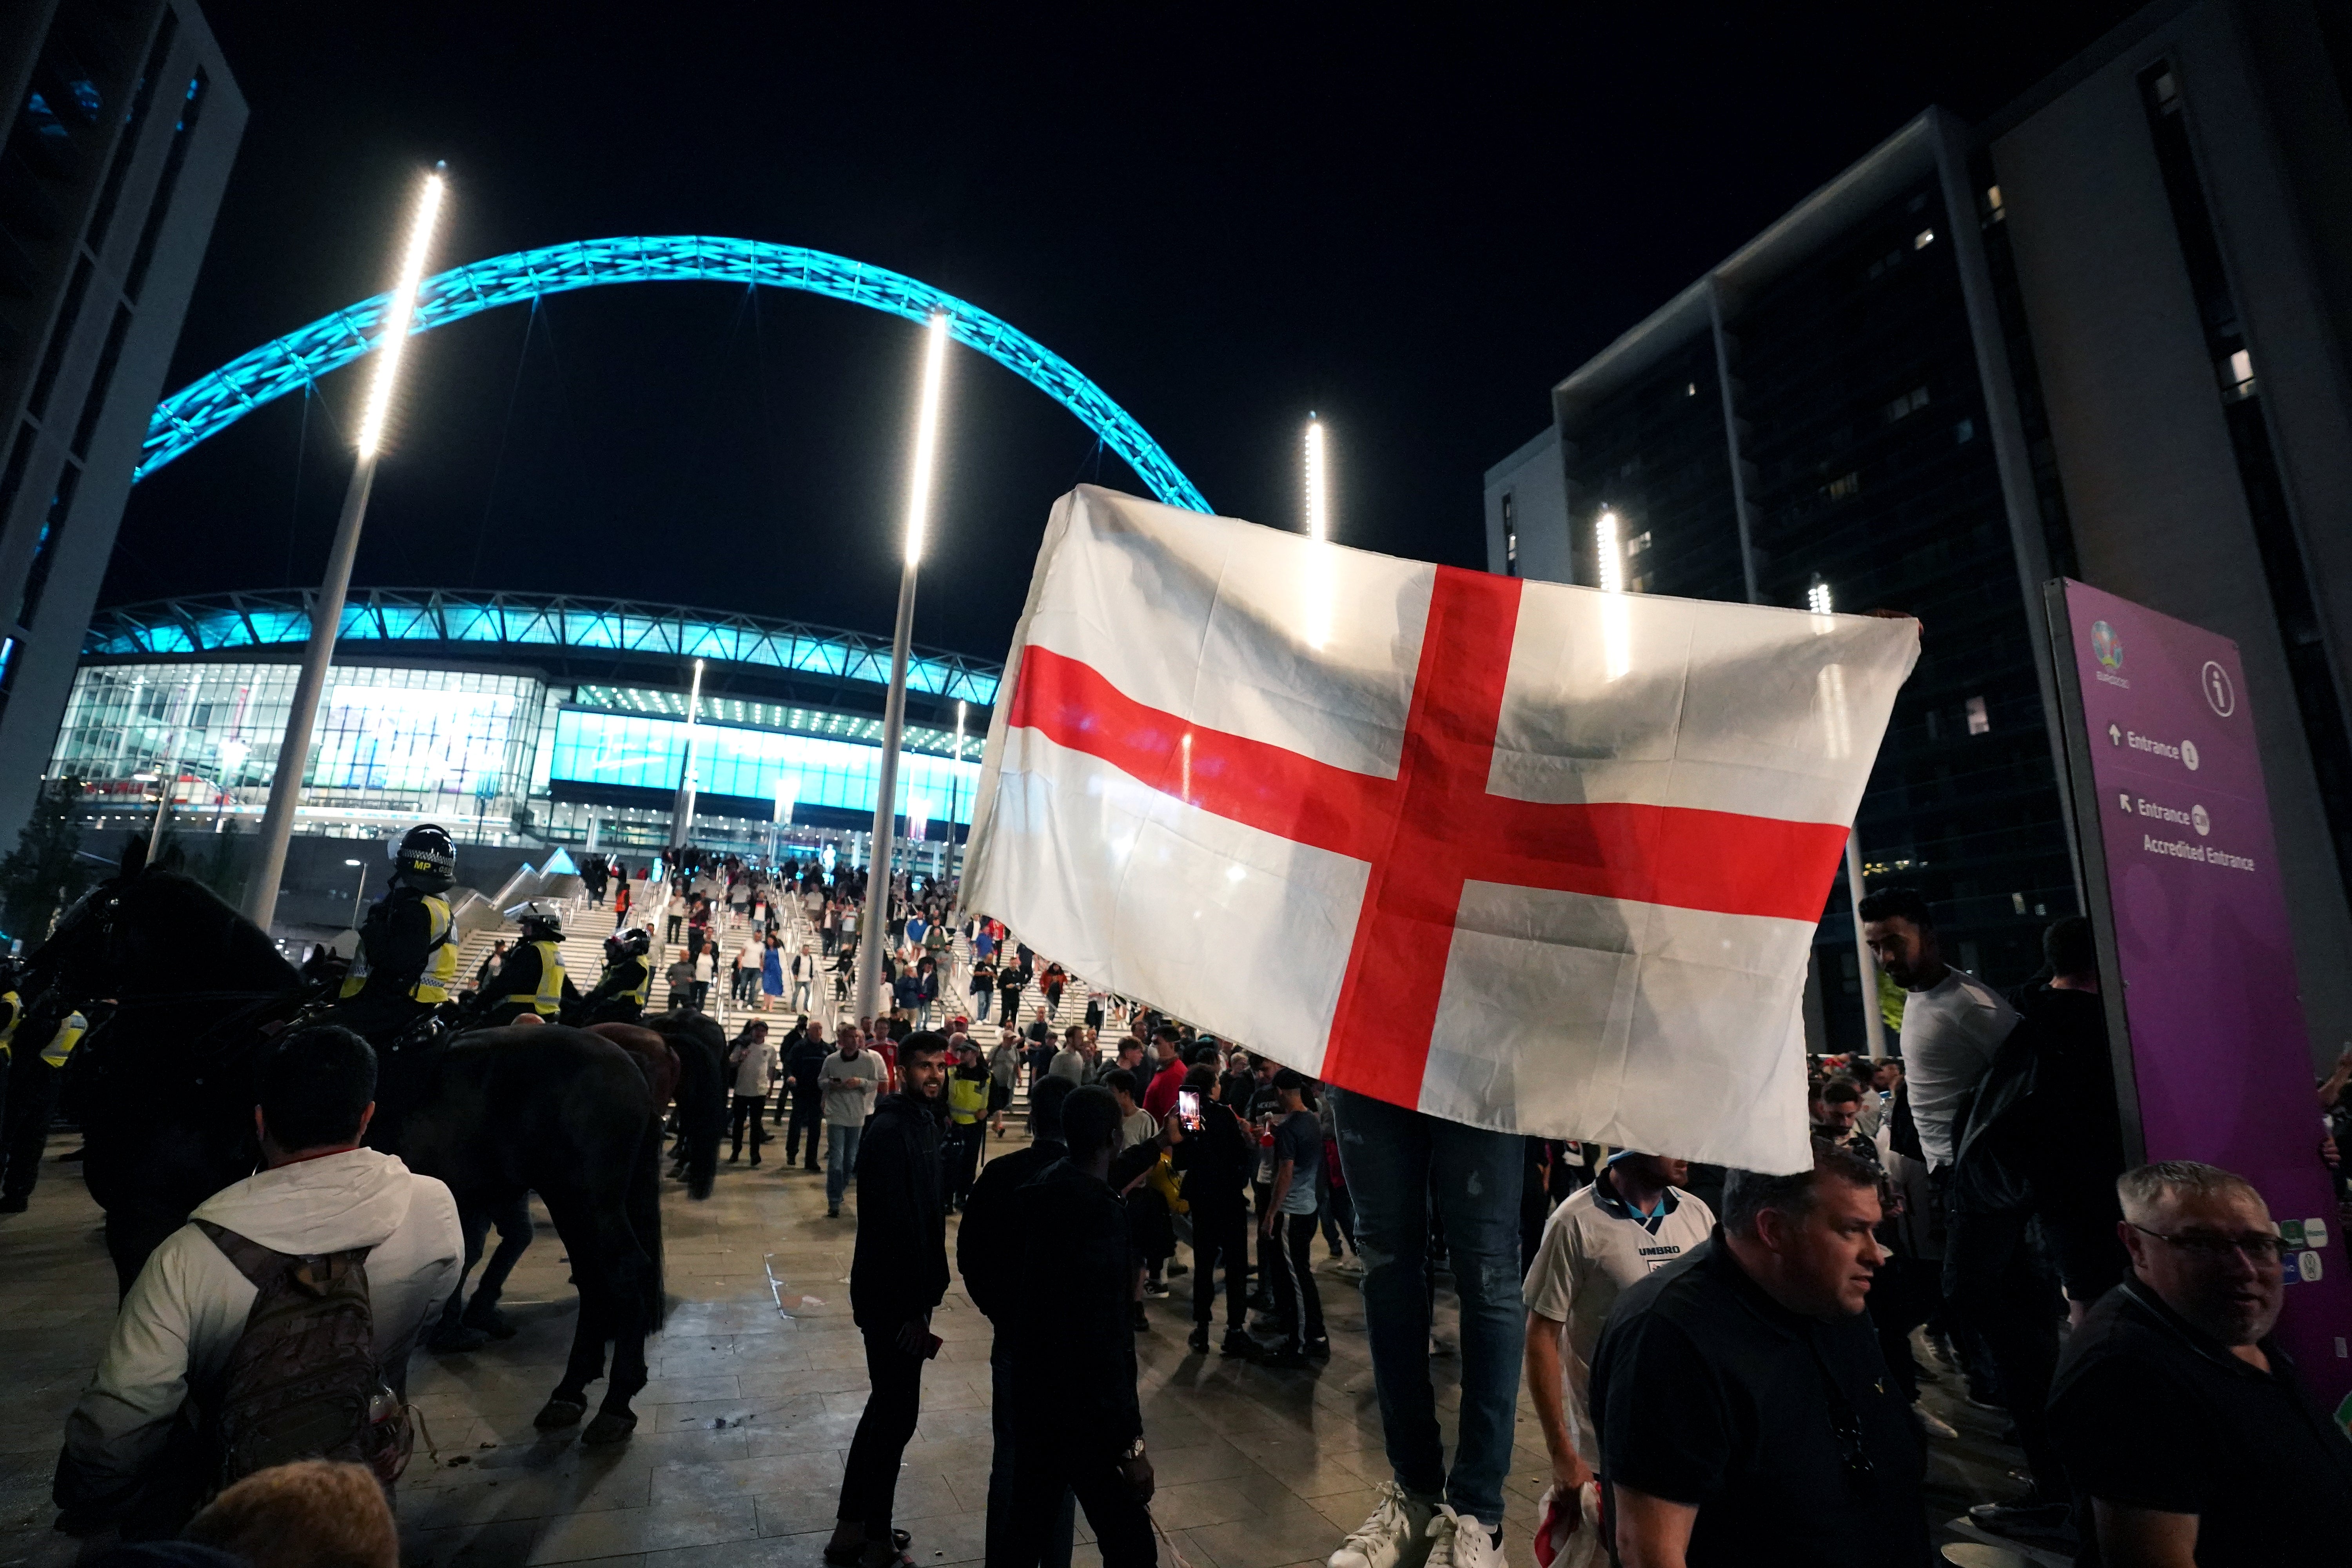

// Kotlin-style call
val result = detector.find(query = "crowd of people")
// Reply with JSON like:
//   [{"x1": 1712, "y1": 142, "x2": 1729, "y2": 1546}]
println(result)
[{"x1": 21, "y1": 847, "x2": 2352, "y2": 1568}]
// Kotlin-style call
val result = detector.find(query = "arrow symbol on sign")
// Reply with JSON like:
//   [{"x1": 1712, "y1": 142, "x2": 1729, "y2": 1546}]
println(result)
[{"x1": 2107, "y1": 723, "x2": 2122, "y2": 746}]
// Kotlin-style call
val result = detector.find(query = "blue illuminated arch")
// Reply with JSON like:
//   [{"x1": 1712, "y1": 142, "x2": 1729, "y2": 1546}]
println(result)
[{"x1": 136, "y1": 235, "x2": 1210, "y2": 512}]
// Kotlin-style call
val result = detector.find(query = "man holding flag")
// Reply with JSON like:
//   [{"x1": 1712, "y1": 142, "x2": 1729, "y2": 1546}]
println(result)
[{"x1": 962, "y1": 486, "x2": 1916, "y2": 1568}]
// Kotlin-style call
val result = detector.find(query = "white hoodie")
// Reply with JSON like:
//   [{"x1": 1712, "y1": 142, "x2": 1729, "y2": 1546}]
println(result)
[{"x1": 60, "y1": 1149, "x2": 462, "y2": 1508}]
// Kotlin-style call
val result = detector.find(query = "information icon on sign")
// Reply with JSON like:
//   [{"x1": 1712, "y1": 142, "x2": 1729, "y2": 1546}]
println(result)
[{"x1": 2202, "y1": 660, "x2": 2237, "y2": 717}]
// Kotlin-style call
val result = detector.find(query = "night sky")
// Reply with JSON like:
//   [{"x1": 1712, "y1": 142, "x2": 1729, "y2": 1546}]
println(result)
[{"x1": 108, "y1": 1, "x2": 2145, "y2": 671}]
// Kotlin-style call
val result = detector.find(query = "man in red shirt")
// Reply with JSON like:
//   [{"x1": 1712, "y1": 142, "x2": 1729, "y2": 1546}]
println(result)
[{"x1": 1141, "y1": 1025, "x2": 1189, "y2": 1123}]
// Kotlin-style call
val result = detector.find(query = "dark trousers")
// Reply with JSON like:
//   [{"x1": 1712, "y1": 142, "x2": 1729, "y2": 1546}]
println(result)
[
  {"x1": 947, "y1": 1123, "x2": 984, "y2": 1207},
  {"x1": 1944, "y1": 1191, "x2": 2064, "y2": 1496},
  {"x1": 0, "y1": 1054, "x2": 60, "y2": 1201},
  {"x1": 1267, "y1": 1210, "x2": 1325, "y2": 1350},
  {"x1": 787, "y1": 1092, "x2": 824, "y2": 1165},
  {"x1": 987, "y1": 1341, "x2": 1075, "y2": 1568},
  {"x1": 1250, "y1": 1181, "x2": 1275, "y2": 1294},
  {"x1": 1321, "y1": 1181, "x2": 1357, "y2": 1256},
  {"x1": 839, "y1": 1327, "x2": 927, "y2": 1536},
  {"x1": 1005, "y1": 1445, "x2": 1155, "y2": 1568},
  {"x1": 1190, "y1": 1205, "x2": 1249, "y2": 1329},
  {"x1": 730, "y1": 1094, "x2": 769, "y2": 1160}
]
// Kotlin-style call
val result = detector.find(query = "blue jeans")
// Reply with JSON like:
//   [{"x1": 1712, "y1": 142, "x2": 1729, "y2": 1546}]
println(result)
[
  {"x1": 987, "y1": 1340, "x2": 1075, "y2": 1568},
  {"x1": 1328, "y1": 1086, "x2": 1525, "y2": 1528},
  {"x1": 827, "y1": 1121, "x2": 864, "y2": 1209}
]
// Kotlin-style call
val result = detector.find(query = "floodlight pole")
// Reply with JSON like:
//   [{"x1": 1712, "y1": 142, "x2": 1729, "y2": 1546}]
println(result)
[
  {"x1": 944, "y1": 699, "x2": 965, "y2": 886},
  {"x1": 1846, "y1": 833, "x2": 1890, "y2": 1058},
  {"x1": 244, "y1": 167, "x2": 446, "y2": 931},
  {"x1": 671, "y1": 658, "x2": 705, "y2": 850},
  {"x1": 857, "y1": 312, "x2": 950, "y2": 1025}
]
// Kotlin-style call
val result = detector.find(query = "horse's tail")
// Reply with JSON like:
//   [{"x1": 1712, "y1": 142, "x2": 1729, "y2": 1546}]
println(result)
[
  {"x1": 662, "y1": 1013, "x2": 728, "y2": 1201},
  {"x1": 631, "y1": 1103, "x2": 668, "y2": 1331}
]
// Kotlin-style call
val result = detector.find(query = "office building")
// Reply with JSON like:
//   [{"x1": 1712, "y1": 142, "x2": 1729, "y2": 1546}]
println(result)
[
  {"x1": 0, "y1": 0, "x2": 245, "y2": 851},
  {"x1": 1486, "y1": 0, "x2": 2352, "y2": 1061}
]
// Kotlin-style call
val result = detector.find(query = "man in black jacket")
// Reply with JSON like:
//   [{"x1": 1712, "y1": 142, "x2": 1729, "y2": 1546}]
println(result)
[
  {"x1": 1005, "y1": 1086, "x2": 1160, "y2": 1568},
  {"x1": 826, "y1": 1033, "x2": 950, "y2": 1568},
  {"x1": 1171, "y1": 1063, "x2": 1255, "y2": 1356},
  {"x1": 960, "y1": 1074, "x2": 1078, "y2": 1568},
  {"x1": 781, "y1": 1020, "x2": 830, "y2": 1165}
]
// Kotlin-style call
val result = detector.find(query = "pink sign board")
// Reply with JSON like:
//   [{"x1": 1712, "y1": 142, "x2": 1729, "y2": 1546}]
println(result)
[{"x1": 2053, "y1": 579, "x2": 2350, "y2": 1406}]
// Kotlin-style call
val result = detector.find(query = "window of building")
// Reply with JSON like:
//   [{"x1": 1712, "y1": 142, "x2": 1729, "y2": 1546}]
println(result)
[
  {"x1": 1627, "y1": 529, "x2": 1652, "y2": 557},
  {"x1": 1966, "y1": 695, "x2": 1990, "y2": 735},
  {"x1": 1501, "y1": 491, "x2": 1517, "y2": 577},
  {"x1": 1824, "y1": 471, "x2": 1861, "y2": 501},
  {"x1": 1955, "y1": 417, "x2": 1976, "y2": 444},
  {"x1": 1883, "y1": 385, "x2": 1930, "y2": 423},
  {"x1": 1686, "y1": 382, "x2": 1698, "y2": 397},
  {"x1": 1984, "y1": 185, "x2": 2005, "y2": 221},
  {"x1": 2224, "y1": 348, "x2": 2255, "y2": 399},
  {"x1": 1914, "y1": 228, "x2": 1935, "y2": 250}
]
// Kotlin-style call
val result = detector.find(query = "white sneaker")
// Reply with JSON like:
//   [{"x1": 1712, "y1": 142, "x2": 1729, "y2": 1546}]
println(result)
[
  {"x1": 1423, "y1": 1507, "x2": 1505, "y2": 1568},
  {"x1": 1330, "y1": 1483, "x2": 1439, "y2": 1568}
]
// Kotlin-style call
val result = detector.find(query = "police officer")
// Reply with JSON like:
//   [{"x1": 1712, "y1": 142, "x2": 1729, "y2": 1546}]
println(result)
[
  {"x1": 580, "y1": 926, "x2": 654, "y2": 1024},
  {"x1": 479, "y1": 900, "x2": 577, "y2": 1026},
  {"x1": 0, "y1": 998, "x2": 87, "y2": 1212},
  {"x1": 334, "y1": 824, "x2": 463, "y2": 1045}
]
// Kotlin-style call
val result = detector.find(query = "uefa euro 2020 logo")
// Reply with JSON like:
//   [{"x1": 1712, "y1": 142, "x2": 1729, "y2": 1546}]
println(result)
[{"x1": 2091, "y1": 620, "x2": 2123, "y2": 672}]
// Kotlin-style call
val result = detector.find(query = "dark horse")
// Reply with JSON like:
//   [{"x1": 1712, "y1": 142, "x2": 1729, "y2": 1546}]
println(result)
[{"x1": 25, "y1": 855, "x2": 728, "y2": 1445}]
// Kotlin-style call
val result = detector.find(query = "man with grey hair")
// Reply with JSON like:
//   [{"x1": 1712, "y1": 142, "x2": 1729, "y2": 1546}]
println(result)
[
  {"x1": 1586, "y1": 1146, "x2": 1928, "y2": 1567},
  {"x1": 2047, "y1": 1160, "x2": 2352, "y2": 1566}
]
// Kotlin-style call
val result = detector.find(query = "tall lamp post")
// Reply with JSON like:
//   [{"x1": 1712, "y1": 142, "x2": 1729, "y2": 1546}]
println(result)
[
  {"x1": 856, "y1": 312, "x2": 951, "y2": 1024},
  {"x1": 671, "y1": 658, "x2": 705, "y2": 851},
  {"x1": 943, "y1": 698, "x2": 965, "y2": 885},
  {"x1": 243, "y1": 167, "x2": 448, "y2": 929}
]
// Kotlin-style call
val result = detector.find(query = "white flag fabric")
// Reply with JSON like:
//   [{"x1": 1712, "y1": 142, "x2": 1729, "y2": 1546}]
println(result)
[{"x1": 964, "y1": 486, "x2": 1917, "y2": 1172}]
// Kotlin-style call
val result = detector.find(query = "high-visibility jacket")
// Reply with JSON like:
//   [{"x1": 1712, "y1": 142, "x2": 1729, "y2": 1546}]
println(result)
[
  {"x1": 0, "y1": 990, "x2": 18, "y2": 1060},
  {"x1": 340, "y1": 891, "x2": 459, "y2": 1004},
  {"x1": 946, "y1": 1066, "x2": 990, "y2": 1125},
  {"x1": 596, "y1": 955, "x2": 651, "y2": 1011},
  {"x1": 500, "y1": 941, "x2": 568, "y2": 1018},
  {"x1": 39, "y1": 1010, "x2": 88, "y2": 1069}
]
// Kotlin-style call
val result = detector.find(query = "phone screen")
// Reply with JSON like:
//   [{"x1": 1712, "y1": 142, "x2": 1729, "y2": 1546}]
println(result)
[{"x1": 1176, "y1": 1089, "x2": 1203, "y2": 1131}]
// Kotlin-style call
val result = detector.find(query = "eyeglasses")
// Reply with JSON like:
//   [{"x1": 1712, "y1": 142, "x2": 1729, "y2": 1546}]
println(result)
[{"x1": 2131, "y1": 1223, "x2": 2293, "y2": 1265}]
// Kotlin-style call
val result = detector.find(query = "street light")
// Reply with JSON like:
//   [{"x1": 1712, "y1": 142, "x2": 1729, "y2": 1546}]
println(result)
[
  {"x1": 944, "y1": 698, "x2": 966, "y2": 885},
  {"x1": 1303, "y1": 416, "x2": 1332, "y2": 648},
  {"x1": 244, "y1": 166, "x2": 448, "y2": 931},
  {"x1": 1807, "y1": 572, "x2": 1890, "y2": 1058},
  {"x1": 671, "y1": 657, "x2": 705, "y2": 849},
  {"x1": 857, "y1": 311, "x2": 951, "y2": 1023},
  {"x1": 345, "y1": 857, "x2": 368, "y2": 927}
]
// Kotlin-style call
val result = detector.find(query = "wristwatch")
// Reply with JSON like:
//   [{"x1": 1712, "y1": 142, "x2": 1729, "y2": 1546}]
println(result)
[{"x1": 1120, "y1": 1437, "x2": 1147, "y2": 1462}]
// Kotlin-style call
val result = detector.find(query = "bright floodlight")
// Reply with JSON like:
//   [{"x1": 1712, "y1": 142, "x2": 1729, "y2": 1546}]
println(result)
[
  {"x1": 356, "y1": 168, "x2": 448, "y2": 459},
  {"x1": 1808, "y1": 577, "x2": 1835, "y2": 616},
  {"x1": 903, "y1": 312, "x2": 951, "y2": 566},
  {"x1": 1305, "y1": 417, "x2": 1329, "y2": 543},
  {"x1": 1595, "y1": 509, "x2": 1624, "y2": 594}
]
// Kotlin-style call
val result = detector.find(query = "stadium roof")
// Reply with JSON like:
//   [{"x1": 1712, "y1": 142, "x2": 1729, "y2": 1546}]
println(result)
[{"x1": 84, "y1": 588, "x2": 1002, "y2": 709}]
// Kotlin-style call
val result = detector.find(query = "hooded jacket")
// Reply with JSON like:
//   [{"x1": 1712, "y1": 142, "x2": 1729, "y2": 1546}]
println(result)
[{"x1": 56, "y1": 1149, "x2": 462, "y2": 1521}]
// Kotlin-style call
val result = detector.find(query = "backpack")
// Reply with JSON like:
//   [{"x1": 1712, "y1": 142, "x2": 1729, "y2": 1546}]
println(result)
[{"x1": 195, "y1": 1221, "x2": 412, "y2": 1488}]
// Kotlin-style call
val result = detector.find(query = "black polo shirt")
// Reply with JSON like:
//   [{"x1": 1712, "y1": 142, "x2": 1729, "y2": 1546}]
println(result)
[
  {"x1": 2047, "y1": 1277, "x2": 2352, "y2": 1566},
  {"x1": 1588, "y1": 1233, "x2": 1928, "y2": 1568}
]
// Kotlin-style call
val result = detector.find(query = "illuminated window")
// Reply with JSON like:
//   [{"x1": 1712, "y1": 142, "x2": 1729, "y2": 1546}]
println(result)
[
  {"x1": 1883, "y1": 386, "x2": 1930, "y2": 423},
  {"x1": 1825, "y1": 472, "x2": 1861, "y2": 501},
  {"x1": 1967, "y1": 695, "x2": 1990, "y2": 735},
  {"x1": 1914, "y1": 228, "x2": 1935, "y2": 249}
]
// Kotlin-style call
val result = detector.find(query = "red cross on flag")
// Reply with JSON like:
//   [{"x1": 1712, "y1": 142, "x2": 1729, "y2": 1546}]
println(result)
[{"x1": 964, "y1": 487, "x2": 1918, "y2": 1172}]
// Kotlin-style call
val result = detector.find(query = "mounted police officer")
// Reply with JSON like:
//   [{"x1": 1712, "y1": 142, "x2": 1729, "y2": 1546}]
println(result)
[
  {"x1": 332, "y1": 823, "x2": 463, "y2": 1046},
  {"x1": 580, "y1": 925, "x2": 654, "y2": 1024},
  {"x1": 479, "y1": 900, "x2": 577, "y2": 1026}
]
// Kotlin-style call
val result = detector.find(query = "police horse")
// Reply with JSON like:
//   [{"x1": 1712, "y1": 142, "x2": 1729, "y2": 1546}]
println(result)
[{"x1": 23, "y1": 851, "x2": 728, "y2": 1445}]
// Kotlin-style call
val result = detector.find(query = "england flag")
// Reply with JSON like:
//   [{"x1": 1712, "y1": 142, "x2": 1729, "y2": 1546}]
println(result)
[{"x1": 962, "y1": 486, "x2": 1917, "y2": 1172}]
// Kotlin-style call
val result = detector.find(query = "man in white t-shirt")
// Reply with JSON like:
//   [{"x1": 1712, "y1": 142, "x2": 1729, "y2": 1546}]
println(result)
[
  {"x1": 1861, "y1": 885, "x2": 2069, "y2": 1540},
  {"x1": 1522, "y1": 1150, "x2": 1715, "y2": 1496},
  {"x1": 1860, "y1": 887, "x2": 2015, "y2": 1171}
]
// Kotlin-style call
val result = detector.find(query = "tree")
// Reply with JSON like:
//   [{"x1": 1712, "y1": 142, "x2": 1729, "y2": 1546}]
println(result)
[{"x1": 0, "y1": 777, "x2": 97, "y2": 950}]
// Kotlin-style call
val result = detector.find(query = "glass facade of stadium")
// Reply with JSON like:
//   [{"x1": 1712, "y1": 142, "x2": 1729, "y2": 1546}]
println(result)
[{"x1": 49, "y1": 589, "x2": 995, "y2": 863}]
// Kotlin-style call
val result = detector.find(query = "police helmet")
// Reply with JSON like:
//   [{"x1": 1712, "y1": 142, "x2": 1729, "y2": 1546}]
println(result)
[
  {"x1": 391, "y1": 824, "x2": 457, "y2": 892},
  {"x1": 508, "y1": 898, "x2": 564, "y2": 941},
  {"x1": 616, "y1": 926, "x2": 651, "y2": 957}
]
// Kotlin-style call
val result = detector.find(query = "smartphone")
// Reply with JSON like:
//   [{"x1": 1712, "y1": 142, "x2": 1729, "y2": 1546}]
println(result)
[{"x1": 1176, "y1": 1089, "x2": 1203, "y2": 1131}]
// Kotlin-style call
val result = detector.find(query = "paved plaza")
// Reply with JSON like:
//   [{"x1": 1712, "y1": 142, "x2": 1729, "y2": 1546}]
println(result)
[{"x1": 0, "y1": 1124, "x2": 2058, "y2": 1568}]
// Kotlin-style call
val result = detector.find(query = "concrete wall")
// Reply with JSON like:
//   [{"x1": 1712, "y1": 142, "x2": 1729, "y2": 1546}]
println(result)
[
  {"x1": 1994, "y1": 0, "x2": 2352, "y2": 1067},
  {"x1": 1481, "y1": 426, "x2": 1571, "y2": 583}
]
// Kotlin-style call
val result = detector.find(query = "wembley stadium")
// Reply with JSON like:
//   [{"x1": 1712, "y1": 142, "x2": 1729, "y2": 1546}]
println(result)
[{"x1": 52, "y1": 584, "x2": 996, "y2": 866}]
